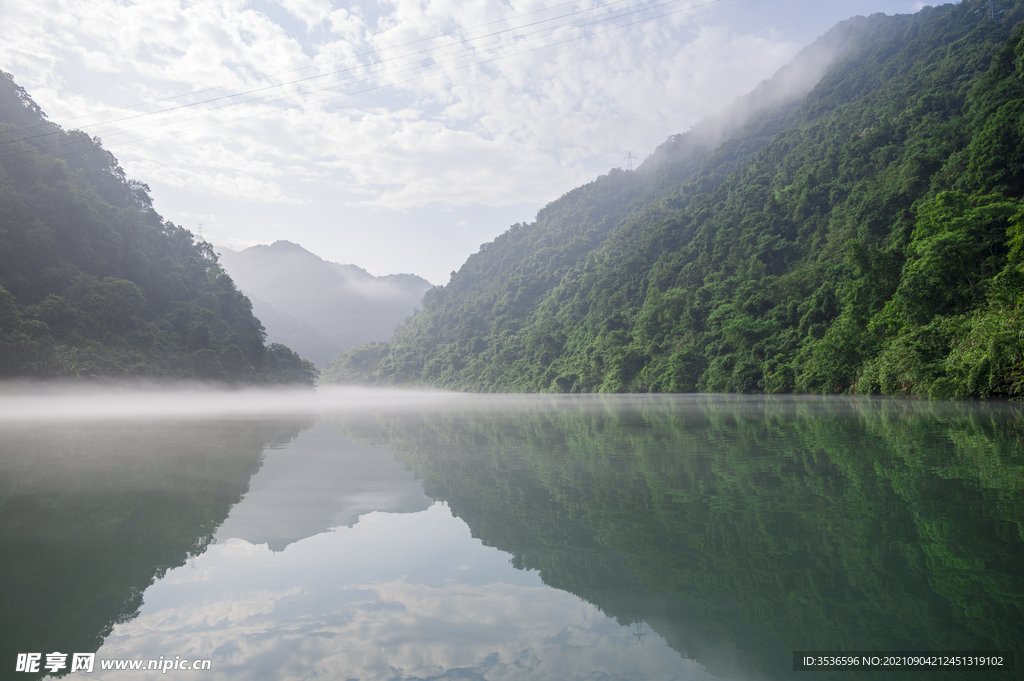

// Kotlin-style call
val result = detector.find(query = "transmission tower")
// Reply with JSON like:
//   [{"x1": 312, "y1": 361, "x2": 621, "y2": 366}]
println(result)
[
  {"x1": 976, "y1": 0, "x2": 1004, "y2": 20},
  {"x1": 633, "y1": 621, "x2": 646, "y2": 645},
  {"x1": 624, "y1": 150, "x2": 636, "y2": 171}
]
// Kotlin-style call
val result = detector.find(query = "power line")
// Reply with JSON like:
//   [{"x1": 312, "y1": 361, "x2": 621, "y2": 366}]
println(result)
[
  {"x1": 1, "y1": 0, "x2": 667, "y2": 146},
  {"x1": 0, "y1": 0, "x2": 687, "y2": 164},
  {"x1": 3, "y1": 0, "x2": 596, "y2": 137},
  {"x1": 1, "y1": 0, "x2": 715, "y2": 164},
  {"x1": 0, "y1": 0, "x2": 721, "y2": 167},
  {"x1": 108, "y1": 0, "x2": 718, "y2": 148}
]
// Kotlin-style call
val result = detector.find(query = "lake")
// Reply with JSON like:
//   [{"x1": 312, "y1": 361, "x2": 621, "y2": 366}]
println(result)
[{"x1": 1, "y1": 386, "x2": 1021, "y2": 680}]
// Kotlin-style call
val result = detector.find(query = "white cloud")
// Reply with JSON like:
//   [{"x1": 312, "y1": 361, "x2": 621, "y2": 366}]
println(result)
[
  {"x1": 327, "y1": 8, "x2": 368, "y2": 43},
  {"x1": 273, "y1": 0, "x2": 333, "y2": 29},
  {"x1": 0, "y1": 0, "x2": 902, "y2": 279},
  {"x1": 0, "y1": 0, "x2": 798, "y2": 206},
  {"x1": 130, "y1": 160, "x2": 302, "y2": 205}
]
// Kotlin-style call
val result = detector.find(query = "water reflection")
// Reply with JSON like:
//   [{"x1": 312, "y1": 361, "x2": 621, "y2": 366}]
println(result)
[
  {"x1": 104, "y1": 504, "x2": 701, "y2": 681},
  {"x1": 331, "y1": 395, "x2": 1024, "y2": 680},
  {"x1": 0, "y1": 389, "x2": 1020, "y2": 680},
  {"x1": 0, "y1": 417, "x2": 312, "y2": 678},
  {"x1": 215, "y1": 422, "x2": 431, "y2": 551}
]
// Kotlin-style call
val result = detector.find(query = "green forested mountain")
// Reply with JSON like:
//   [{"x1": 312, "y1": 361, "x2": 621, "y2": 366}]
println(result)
[
  {"x1": 325, "y1": 2, "x2": 1024, "y2": 399},
  {"x1": 0, "y1": 73, "x2": 316, "y2": 383}
]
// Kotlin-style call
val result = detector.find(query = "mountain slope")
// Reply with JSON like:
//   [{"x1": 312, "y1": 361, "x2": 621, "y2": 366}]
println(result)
[
  {"x1": 326, "y1": 3, "x2": 1024, "y2": 399},
  {"x1": 0, "y1": 73, "x2": 316, "y2": 383},
  {"x1": 217, "y1": 241, "x2": 432, "y2": 367}
]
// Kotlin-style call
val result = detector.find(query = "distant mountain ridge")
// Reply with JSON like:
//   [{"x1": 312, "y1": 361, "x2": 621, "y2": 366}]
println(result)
[{"x1": 217, "y1": 241, "x2": 432, "y2": 367}]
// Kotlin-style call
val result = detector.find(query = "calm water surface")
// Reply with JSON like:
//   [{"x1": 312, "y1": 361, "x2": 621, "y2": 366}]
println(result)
[{"x1": 0, "y1": 388, "x2": 1021, "y2": 680}]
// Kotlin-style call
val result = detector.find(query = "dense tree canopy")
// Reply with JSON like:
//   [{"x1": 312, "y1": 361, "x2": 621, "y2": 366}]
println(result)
[
  {"x1": 0, "y1": 72, "x2": 317, "y2": 384},
  {"x1": 326, "y1": 3, "x2": 1024, "y2": 399}
]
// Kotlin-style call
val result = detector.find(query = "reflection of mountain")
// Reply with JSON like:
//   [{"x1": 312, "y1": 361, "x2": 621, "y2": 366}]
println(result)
[
  {"x1": 215, "y1": 421, "x2": 432, "y2": 551},
  {"x1": 335, "y1": 397, "x2": 1024, "y2": 681},
  {"x1": 0, "y1": 418, "x2": 311, "y2": 680},
  {"x1": 217, "y1": 241, "x2": 433, "y2": 368}
]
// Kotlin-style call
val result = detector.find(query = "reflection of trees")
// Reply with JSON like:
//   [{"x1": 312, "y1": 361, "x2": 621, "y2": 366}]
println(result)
[
  {"x1": 335, "y1": 396, "x2": 1024, "y2": 681},
  {"x1": 0, "y1": 417, "x2": 312, "y2": 679}
]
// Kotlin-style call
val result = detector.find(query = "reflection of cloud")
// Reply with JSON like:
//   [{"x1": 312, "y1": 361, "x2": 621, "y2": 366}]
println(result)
[
  {"x1": 162, "y1": 567, "x2": 215, "y2": 586},
  {"x1": 116, "y1": 586, "x2": 302, "y2": 635},
  {"x1": 94, "y1": 505, "x2": 715, "y2": 680},
  {"x1": 103, "y1": 579, "x2": 710, "y2": 681}
]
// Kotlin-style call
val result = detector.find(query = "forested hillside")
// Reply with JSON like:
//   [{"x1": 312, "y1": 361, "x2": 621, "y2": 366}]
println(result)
[
  {"x1": 326, "y1": 2, "x2": 1024, "y2": 399},
  {"x1": 0, "y1": 73, "x2": 316, "y2": 383}
]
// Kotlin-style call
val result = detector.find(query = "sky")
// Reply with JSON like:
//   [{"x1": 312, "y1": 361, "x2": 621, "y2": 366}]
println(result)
[{"x1": 1, "y1": 0, "x2": 934, "y2": 284}]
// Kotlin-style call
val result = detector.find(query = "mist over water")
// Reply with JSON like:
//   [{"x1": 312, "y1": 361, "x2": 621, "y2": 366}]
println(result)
[
  {"x1": 3, "y1": 379, "x2": 1021, "y2": 424},
  {"x1": 0, "y1": 382, "x2": 466, "y2": 423}
]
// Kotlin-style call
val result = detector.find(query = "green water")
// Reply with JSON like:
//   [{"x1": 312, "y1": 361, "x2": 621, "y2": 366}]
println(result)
[{"x1": 1, "y1": 393, "x2": 1021, "y2": 679}]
